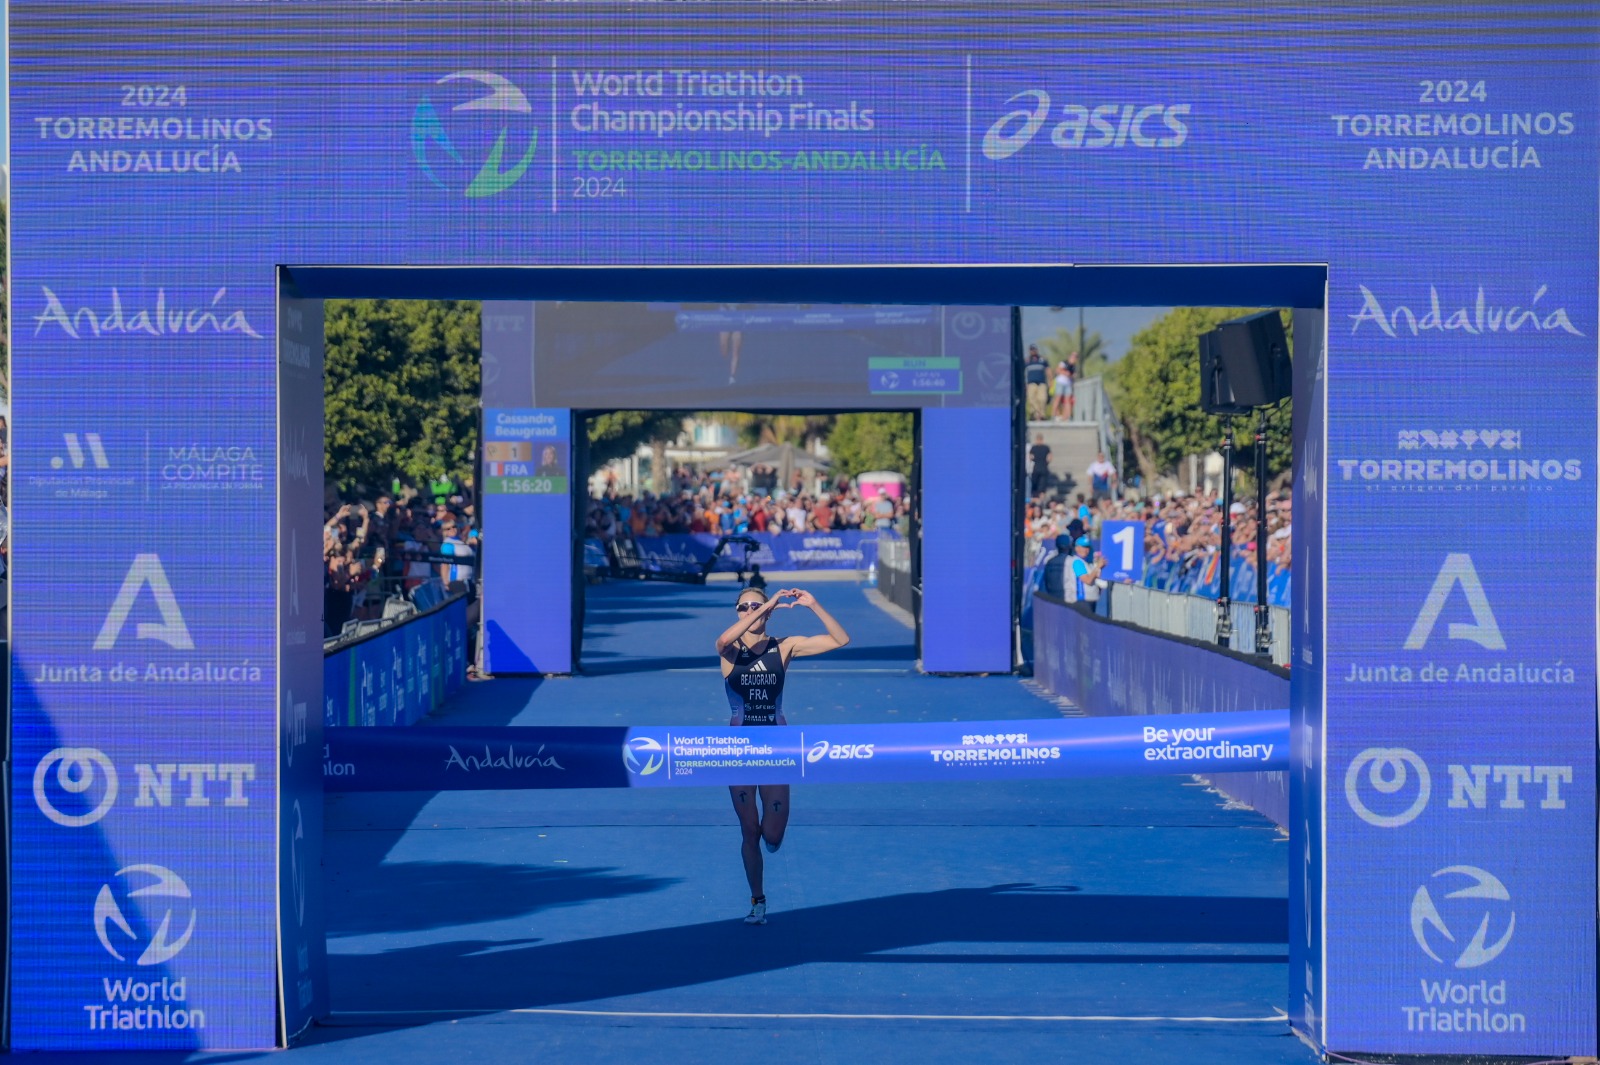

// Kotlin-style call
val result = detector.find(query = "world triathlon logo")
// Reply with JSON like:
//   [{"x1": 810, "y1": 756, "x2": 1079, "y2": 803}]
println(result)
[
  {"x1": 411, "y1": 71, "x2": 538, "y2": 198},
  {"x1": 624, "y1": 736, "x2": 664, "y2": 776},
  {"x1": 1411, "y1": 865, "x2": 1515, "y2": 969}
]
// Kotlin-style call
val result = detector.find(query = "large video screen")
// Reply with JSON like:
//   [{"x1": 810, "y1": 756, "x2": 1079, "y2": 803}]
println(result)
[{"x1": 531, "y1": 302, "x2": 1009, "y2": 409}]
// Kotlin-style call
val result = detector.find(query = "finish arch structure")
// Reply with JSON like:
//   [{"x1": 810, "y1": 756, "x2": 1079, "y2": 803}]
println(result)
[{"x1": 7, "y1": 4, "x2": 1595, "y2": 1058}]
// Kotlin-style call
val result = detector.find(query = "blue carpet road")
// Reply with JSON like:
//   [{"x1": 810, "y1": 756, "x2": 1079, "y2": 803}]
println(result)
[{"x1": 39, "y1": 579, "x2": 1315, "y2": 1065}]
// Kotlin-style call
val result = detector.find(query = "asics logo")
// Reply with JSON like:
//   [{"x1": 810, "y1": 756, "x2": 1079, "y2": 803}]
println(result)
[
  {"x1": 983, "y1": 92, "x2": 1191, "y2": 160},
  {"x1": 807, "y1": 740, "x2": 875, "y2": 763}
]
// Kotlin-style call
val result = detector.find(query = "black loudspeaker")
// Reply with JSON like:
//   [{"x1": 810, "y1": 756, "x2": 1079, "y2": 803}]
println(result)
[
  {"x1": 1213, "y1": 311, "x2": 1292, "y2": 408},
  {"x1": 1199, "y1": 329, "x2": 1254, "y2": 415}
]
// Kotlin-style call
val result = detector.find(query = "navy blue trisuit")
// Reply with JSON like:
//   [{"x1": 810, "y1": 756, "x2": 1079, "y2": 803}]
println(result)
[{"x1": 724, "y1": 636, "x2": 786, "y2": 726}]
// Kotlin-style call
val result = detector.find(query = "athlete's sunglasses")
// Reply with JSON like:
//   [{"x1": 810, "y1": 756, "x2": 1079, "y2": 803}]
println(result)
[{"x1": 736, "y1": 602, "x2": 763, "y2": 612}]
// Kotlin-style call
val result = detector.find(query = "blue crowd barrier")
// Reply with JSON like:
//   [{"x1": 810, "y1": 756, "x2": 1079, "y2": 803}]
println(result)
[
  {"x1": 323, "y1": 596, "x2": 469, "y2": 727},
  {"x1": 1031, "y1": 594, "x2": 1289, "y2": 827},
  {"x1": 1030, "y1": 543, "x2": 1289, "y2": 608},
  {"x1": 602, "y1": 530, "x2": 888, "y2": 573},
  {"x1": 1140, "y1": 550, "x2": 1290, "y2": 607}
]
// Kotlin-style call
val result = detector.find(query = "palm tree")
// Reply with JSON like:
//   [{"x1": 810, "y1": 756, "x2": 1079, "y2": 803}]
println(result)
[
  {"x1": 696, "y1": 412, "x2": 833, "y2": 449},
  {"x1": 1039, "y1": 326, "x2": 1108, "y2": 377}
]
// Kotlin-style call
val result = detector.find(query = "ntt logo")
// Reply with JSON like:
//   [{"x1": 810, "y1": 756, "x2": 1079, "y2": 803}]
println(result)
[{"x1": 982, "y1": 92, "x2": 1190, "y2": 160}]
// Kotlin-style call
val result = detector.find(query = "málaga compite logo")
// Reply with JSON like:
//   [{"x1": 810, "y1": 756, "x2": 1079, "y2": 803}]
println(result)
[{"x1": 412, "y1": 71, "x2": 538, "y2": 198}]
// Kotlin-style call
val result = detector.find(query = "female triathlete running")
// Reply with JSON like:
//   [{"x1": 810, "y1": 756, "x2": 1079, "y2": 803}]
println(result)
[{"x1": 716, "y1": 585, "x2": 850, "y2": 924}]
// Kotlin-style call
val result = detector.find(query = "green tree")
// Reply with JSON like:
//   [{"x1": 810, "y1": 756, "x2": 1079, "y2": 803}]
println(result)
[
  {"x1": 1107, "y1": 307, "x2": 1293, "y2": 484},
  {"x1": 323, "y1": 299, "x2": 481, "y2": 496},
  {"x1": 825, "y1": 412, "x2": 914, "y2": 478},
  {"x1": 586, "y1": 411, "x2": 685, "y2": 492},
  {"x1": 696, "y1": 411, "x2": 834, "y2": 449}
]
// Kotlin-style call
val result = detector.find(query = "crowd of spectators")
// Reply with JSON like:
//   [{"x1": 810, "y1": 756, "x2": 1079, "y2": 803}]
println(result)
[
  {"x1": 1026, "y1": 484, "x2": 1293, "y2": 583},
  {"x1": 1023, "y1": 343, "x2": 1083, "y2": 422},
  {"x1": 586, "y1": 464, "x2": 910, "y2": 544},
  {"x1": 0, "y1": 414, "x2": 9, "y2": 629},
  {"x1": 323, "y1": 488, "x2": 479, "y2": 639}
]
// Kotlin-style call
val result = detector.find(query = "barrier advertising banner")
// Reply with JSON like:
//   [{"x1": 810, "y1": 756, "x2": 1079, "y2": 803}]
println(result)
[
  {"x1": 322, "y1": 598, "x2": 469, "y2": 729},
  {"x1": 1031, "y1": 594, "x2": 1290, "y2": 828},
  {"x1": 321, "y1": 710, "x2": 1288, "y2": 792},
  {"x1": 626, "y1": 531, "x2": 885, "y2": 573}
]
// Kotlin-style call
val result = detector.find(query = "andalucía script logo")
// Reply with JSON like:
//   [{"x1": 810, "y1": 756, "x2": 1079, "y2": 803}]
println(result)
[
  {"x1": 34, "y1": 285, "x2": 264, "y2": 339},
  {"x1": 1350, "y1": 284, "x2": 1583, "y2": 338},
  {"x1": 412, "y1": 71, "x2": 538, "y2": 198}
]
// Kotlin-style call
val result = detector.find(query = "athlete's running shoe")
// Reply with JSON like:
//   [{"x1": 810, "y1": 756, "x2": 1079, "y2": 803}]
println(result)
[
  {"x1": 743, "y1": 899, "x2": 768, "y2": 925},
  {"x1": 763, "y1": 836, "x2": 782, "y2": 855}
]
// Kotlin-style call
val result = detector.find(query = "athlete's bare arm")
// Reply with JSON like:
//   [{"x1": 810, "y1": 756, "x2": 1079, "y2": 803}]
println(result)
[
  {"x1": 715, "y1": 592, "x2": 792, "y2": 663},
  {"x1": 778, "y1": 589, "x2": 850, "y2": 662}
]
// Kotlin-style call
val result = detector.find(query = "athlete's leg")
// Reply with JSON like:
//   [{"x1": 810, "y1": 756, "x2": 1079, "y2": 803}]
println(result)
[
  {"x1": 757, "y1": 783, "x2": 791, "y2": 852},
  {"x1": 729, "y1": 331, "x2": 743, "y2": 381},
  {"x1": 729, "y1": 785, "x2": 764, "y2": 896}
]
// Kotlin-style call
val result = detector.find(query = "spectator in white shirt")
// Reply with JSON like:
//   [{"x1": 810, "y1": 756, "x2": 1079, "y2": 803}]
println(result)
[
  {"x1": 438, "y1": 517, "x2": 475, "y2": 587},
  {"x1": 1086, "y1": 451, "x2": 1118, "y2": 500}
]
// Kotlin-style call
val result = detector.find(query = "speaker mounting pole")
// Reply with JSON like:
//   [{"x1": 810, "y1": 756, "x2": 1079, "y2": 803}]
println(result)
[
  {"x1": 1215, "y1": 417, "x2": 1234, "y2": 648},
  {"x1": 1253, "y1": 406, "x2": 1272, "y2": 658}
]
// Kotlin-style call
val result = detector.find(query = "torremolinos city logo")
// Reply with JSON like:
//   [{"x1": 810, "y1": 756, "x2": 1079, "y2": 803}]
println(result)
[
  {"x1": 982, "y1": 91, "x2": 1189, "y2": 160},
  {"x1": 412, "y1": 71, "x2": 538, "y2": 198},
  {"x1": 1337, "y1": 426, "x2": 1582, "y2": 494}
]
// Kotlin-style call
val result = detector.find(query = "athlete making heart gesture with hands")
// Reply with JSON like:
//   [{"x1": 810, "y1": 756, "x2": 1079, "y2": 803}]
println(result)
[{"x1": 715, "y1": 585, "x2": 850, "y2": 924}]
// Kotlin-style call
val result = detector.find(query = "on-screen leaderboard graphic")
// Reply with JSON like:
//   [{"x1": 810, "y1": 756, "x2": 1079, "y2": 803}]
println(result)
[
  {"x1": 320, "y1": 710, "x2": 1288, "y2": 792},
  {"x1": 407, "y1": 63, "x2": 1192, "y2": 209}
]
